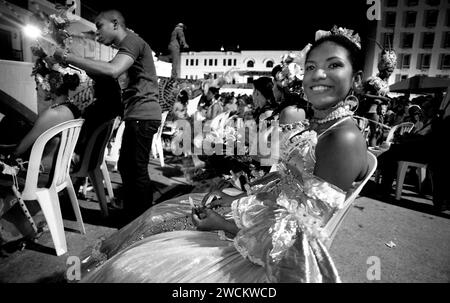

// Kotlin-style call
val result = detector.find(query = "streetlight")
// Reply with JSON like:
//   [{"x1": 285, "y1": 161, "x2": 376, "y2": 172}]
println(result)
[{"x1": 23, "y1": 24, "x2": 42, "y2": 39}]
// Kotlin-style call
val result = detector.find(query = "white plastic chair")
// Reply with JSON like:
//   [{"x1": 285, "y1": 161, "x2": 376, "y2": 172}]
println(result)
[
  {"x1": 151, "y1": 111, "x2": 169, "y2": 167},
  {"x1": 395, "y1": 161, "x2": 428, "y2": 200},
  {"x1": 104, "y1": 119, "x2": 125, "y2": 171},
  {"x1": 385, "y1": 122, "x2": 414, "y2": 145},
  {"x1": 21, "y1": 119, "x2": 85, "y2": 256},
  {"x1": 322, "y1": 151, "x2": 378, "y2": 248},
  {"x1": 71, "y1": 118, "x2": 118, "y2": 217}
]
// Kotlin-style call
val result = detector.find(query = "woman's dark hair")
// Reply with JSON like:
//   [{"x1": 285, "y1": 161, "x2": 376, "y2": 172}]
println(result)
[
  {"x1": 208, "y1": 86, "x2": 219, "y2": 95},
  {"x1": 177, "y1": 90, "x2": 189, "y2": 105},
  {"x1": 306, "y1": 34, "x2": 363, "y2": 73},
  {"x1": 63, "y1": 73, "x2": 81, "y2": 92},
  {"x1": 48, "y1": 72, "x2": 81, "y2": 96},
  {"x1": 271, "y1": 65, "x2": 283, "y2": 79},
  {"x1": 253, "y1": 76, "x2": 276, "y2": 106}
]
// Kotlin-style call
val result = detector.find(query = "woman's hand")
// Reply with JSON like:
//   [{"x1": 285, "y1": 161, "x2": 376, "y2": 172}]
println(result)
[{"x1": 191, "y1": 208, "x2": 229, "y2": 231}]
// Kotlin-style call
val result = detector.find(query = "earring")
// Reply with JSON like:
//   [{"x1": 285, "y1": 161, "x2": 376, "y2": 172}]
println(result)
[{"x1": 344, "y1": 90, "x2": 359, "y2": 112}]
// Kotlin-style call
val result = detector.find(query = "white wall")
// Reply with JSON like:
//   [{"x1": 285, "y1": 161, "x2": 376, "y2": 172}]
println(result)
[
  {"x1": 0, "y1": 59, "x2": 37, "y2": 113},
  {"x1": 180, "y1": 50, "x2": 298, "y2": 83}
]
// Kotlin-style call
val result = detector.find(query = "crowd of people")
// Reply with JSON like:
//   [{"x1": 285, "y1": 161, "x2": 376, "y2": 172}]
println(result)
[{"x1": 0, "y1": 6, "x2": 448, "y2": 283}]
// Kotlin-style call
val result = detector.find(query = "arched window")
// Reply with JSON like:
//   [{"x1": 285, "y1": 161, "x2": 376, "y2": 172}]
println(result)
[
  {"x1": 266, "y1": 60, "x2": 274, "y2": 68},
  {"x1": 247, "y1": 60, "x2": 255, "y2": 68}
]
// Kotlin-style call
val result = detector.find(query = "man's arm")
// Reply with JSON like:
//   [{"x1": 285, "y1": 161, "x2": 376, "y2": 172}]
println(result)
[
  {"x1": 56, "y1": 49, "x2": 134, "y2": 79},
  {"x1": 177, "y1": 29, "x2": 188, "y2": 49}
]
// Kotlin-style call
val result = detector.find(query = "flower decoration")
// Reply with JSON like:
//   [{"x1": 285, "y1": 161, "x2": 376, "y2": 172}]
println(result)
[
  {"x1": 275, "y1": 43, "x2": 311, "y2": 95},
  {"x1": 29, "y1": 2, "x2": 80, "y2": 95}
]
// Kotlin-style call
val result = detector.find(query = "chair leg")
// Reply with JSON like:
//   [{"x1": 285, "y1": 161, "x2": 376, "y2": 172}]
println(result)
[
  {"x1": 396, "y1": 162, "x2": 408, "y2": 200},
  {"x1": 89, "y1": 169, "x2": 109, "y2": 217},
  {"x1": 65, "y1": 177, "x2": 86, "y2": 234},
  {"x1": 416, "y1": 166, "x2": 427, "y2": 194},
  {"x1": 101, "y1": 160, "x2": 114, "y2": 199},
  {"x1": 151, "y1": 133, "x2": 158, "y2": 159},
  {"x1": 35, "y1": 189, "x2": 67, "y2": 256},
  {"x1": 157, "y1": 137, "x2": 165, "y2": 167},
  {"x1": 374, "y1": 169, "x2": 381, "y2": 184},
  {"x1": 81, "y1": 177, "x2": 89, "y2": 198}
]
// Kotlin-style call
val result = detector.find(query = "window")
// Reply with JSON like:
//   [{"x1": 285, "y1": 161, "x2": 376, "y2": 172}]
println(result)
[
  {"x1": 422, "y1": 32, "x2": 435, "y2": 48},
  {"x1": 401, "y1": 33, "x2": 414, "y2": 48},
  {"x1": 214, "y1": 59, "x2": 217, "y2": 66},
  {"x1": 443, "y1": 32, "x2": 450, "y2": 48},
  {"x1": 404, "y1": 11, "x2": 416, "y2": 27},
  {"x1": 382, "y1": 33, "x2": 394, "y2": 48},
  {"x1": 223, "y1": 59, "x2": 226, "y2": 65},
  {"x1": 186, "y1": 59, "x2": 189, "y2": 66},
  {"x1": 398, "y1": 54, "x2": 411, "y2": 68},
  {"x1": 401, "y1": 75, "x2": 408, "y2": 80},
  {"x1": 385, "y1": 12, "x2": 396, "y2": 27},
  {"x1": 209, "y1": 59, "x2": 213, "y2": 65},
  {"x1": 247, "y1": 60, "x2": 255, "y2": 68},
  {"x1": 387, "y1": 0, "x2": 398, "y2": 7},
  {"x1": 190, "y1": 59, "x2": 194, "y2": 66},
  {"x1": 228, "y1": 59, "x2": 232, "y2": 66},
  {"x1": 424, "y1": 10, "x2": 439, "y2": 27},
  {"x1": 406, "y1": 0, "x2": 418, "y2": 6},
  {"x1": 234, "y1": 59, "x2": 237, "y2": 66},
  {"x1": 417, "y1": 53, "x2": 431, "y2": 69},
  {"x1": 196, "y1": 59, "x2": 199, "y2": 65},
  {"x1": 266, "y1": 60, "x2": 274, "y2": 68},
  {"x1": 395, "y1": 74, "x2": 401, "y2": 82},
  {"x1": 439, "y1": 54, "x2": 450, "y2": 69},
  {"x1": 436, "y1": 74, "x2": 450, "y2": 78},
  {"x1": 447, "y1": 9, "x2": 450, "y2": 26},
  {"x1": 204, "y1": 59, "x2": 207, "y2": 65},
  {"x1": 426, "y1": 0, "x2": 440, "y2": 6}
]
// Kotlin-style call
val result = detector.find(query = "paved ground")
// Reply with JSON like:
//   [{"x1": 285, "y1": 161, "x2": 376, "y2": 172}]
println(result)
[{"x1": 0, "y1": 156, "x2": 449, "y2": 283}]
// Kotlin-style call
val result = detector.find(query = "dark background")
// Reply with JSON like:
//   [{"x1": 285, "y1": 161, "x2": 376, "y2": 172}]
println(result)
[{"x1": 78, "y1": 0, "x2": 372, "y2": 54}]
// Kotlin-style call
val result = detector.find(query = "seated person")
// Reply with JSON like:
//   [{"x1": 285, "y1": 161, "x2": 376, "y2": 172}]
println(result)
[
  {"x1": 80, "y1": 28, "x2": 369, "y2": 283},
  {"x1": 169, "y1": 90, "x2": 189, "y2": 121}
]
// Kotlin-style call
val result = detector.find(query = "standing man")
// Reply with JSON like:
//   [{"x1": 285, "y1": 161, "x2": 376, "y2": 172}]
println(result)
[
  {"x1": 168, "y1": 23, "x2": 189, "y2": 79},
  {"x1": 54, "y1": 10, "x2": 161, "y2": 219}
]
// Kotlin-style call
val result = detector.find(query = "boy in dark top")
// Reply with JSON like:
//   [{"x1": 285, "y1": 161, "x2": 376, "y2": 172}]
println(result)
[{"x1": 54, "y1": 10, "x2": 161, "y2": 219}]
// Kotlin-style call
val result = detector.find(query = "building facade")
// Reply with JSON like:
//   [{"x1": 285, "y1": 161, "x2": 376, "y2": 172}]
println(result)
[
  {"x1": 179, "y1": 50, "x2": 299, "y2": 83},
  {"x1": 365, "y1": 0, "x2": 450, "y2": 85}
]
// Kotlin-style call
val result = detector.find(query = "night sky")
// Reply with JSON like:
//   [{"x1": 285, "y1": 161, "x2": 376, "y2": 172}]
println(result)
[{"x1": 80, "y1": 0, "x2": 372, "y2": 54}]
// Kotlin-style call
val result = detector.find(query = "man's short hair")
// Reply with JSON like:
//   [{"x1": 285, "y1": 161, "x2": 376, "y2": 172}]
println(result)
[{"x1": 96, "y1": 10, "x2": 126, "y2": 28}]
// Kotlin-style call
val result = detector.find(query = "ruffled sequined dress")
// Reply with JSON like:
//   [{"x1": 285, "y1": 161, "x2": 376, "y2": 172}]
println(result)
[{"x1": 81, "y1": 120, "x2": 350, "y2": 283}]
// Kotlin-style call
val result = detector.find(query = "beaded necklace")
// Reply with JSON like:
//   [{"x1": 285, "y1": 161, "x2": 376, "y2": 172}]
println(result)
[{"x1": 310, "y1": 101, "x2": 354, "y2": 125}]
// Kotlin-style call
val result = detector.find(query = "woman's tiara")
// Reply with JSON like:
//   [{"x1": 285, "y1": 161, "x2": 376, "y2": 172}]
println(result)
[{"x1": 315, "y1": 25, "x2": 361, "y2": 49}]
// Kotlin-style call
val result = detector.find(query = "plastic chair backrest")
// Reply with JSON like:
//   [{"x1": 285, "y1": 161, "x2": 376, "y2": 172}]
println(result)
[
  {"x1": 322, "y1": 151, "x2": 377, "y2": 248},
  {"x1": 385, "y1": 122, "x2": 414, "y2": 144},
  {"x1": 73, "y1": 117, "x2": 118, "y2": 175},
  {"x1": 22, "y1": 119, "x2": 84, "y2": 199},
  {"x1": 156, "y1": 111, "x2": 169, "y2": 138}
]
